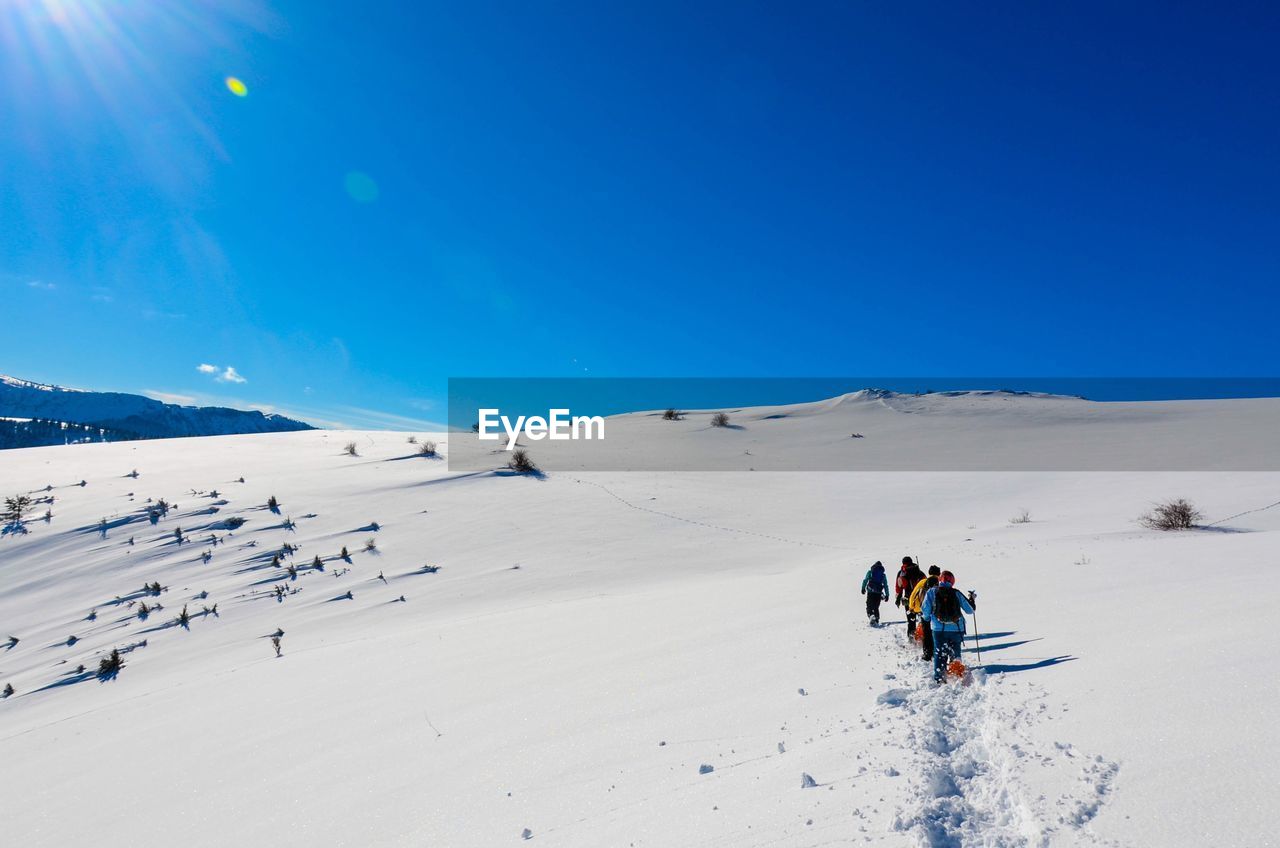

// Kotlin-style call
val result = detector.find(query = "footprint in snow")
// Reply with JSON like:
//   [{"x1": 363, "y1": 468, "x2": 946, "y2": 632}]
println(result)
[{"x1": 876, "y1": 688, "x2": 911, "y2": 707}]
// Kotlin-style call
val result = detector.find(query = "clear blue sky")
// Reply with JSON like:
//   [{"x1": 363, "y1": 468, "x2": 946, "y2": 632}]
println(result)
[{"x1": 2, "y1": 1, "x2": 1277, "y2": 427}]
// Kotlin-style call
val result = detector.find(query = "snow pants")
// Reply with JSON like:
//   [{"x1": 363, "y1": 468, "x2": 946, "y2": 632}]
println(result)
[
  {"x1": 932, "y1": 629, "x2": 963, "y2": 681},
  {"x1": 865, "y1": 592, "x2": 883, "y2": 622},
  {"x1": 920, "y1": 619, "x2": 934, "y2": 660}
]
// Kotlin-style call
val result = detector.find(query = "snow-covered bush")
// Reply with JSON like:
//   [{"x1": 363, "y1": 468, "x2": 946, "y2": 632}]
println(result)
[{"x1": 1010, "y1": 509, "x2": 1032, "y2": 524}]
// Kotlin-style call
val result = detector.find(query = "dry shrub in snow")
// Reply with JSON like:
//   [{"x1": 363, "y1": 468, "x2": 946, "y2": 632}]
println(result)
[
  {"x1": 3, "y1": 494, "x2": 32, "y2": 526},
  {"x1": 711, "y1": 412, "x2": 730, "y2": 428},
  {"x1": 343, "y1": 441, "x2": 359, "y2": 457},
  {"x1": 1139, "y1": 498, "x2": 1203, "y2": 531},
  {"x1": 418, "y1": 440, "x2": 437, "y2": 457},
  {"x1": 1010, "y1": 509, "x2": 1032, "y2": 524},
  {"x1": 507, "y1": 449, "x2": 538, "y2": 474},
  {"x1": 662, "y1": 408, "x2": 683, "y2": 421}
]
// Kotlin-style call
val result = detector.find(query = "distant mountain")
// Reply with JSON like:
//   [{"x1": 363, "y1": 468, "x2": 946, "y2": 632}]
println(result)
[{"x1": 0, "y1": 375, "x2": 314, "y2": 449}]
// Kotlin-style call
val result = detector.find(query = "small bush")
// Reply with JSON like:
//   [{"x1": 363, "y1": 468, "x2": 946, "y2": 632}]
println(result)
[
  {"x1": 507, "y1": 449, "x2": 538, "y2": 474},
  {"x1": 267, "y1": 495, "x2": 279, "y2": 512},
  {"x1": 343, "y1": 441, "x2": 359, "y2": 457},
  {"x1": 98, "y1": 648, "x2": 125, "y2": 679},
  {"x1": 711, "y1": 412, "x2": 730, "y2": 428},
  {"x1": 407, "y1": 435, "x2": 417, "y2": 444},
  {"x1": 364, "y1": 537, "x2": 378, "y2": 552},
  {"x1": 2, "y1": 682, "x2": 12, "y2": 698},
  {"x1": 662, "y1": 408, "x2": 683, "y2": 421},
  {"x1": 1010, "y1": 509, "x2": 1031, "y2": 524},
  {"x1": 3, "y1": 494, "x2": 32, "y2": 525},
  {"x1": 1139, "y1": 498, "x2": 1203, "y2": 531},
  {"x1": 418, "y1": 440, "x2": 438, "y2": 457}
]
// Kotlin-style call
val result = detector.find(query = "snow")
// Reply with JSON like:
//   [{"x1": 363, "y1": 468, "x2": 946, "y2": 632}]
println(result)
[{"x1": 1, "y1": 395, "x2": 1278, "y2": 847}]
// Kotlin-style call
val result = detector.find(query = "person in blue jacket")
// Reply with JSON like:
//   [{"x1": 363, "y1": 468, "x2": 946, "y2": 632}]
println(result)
[
  {"x1": 860, "y1": 561, "x2": 889, "y2": 626},
  {"x1": 920, "y1": 569, "x2": 975, "y2": 682}
]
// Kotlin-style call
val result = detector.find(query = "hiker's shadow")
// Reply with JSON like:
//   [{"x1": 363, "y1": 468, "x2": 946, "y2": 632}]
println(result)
[
  {"x1": 961, "y1": 629, "x2": 1077, "y2": 675},
  {"x1": 981, "y1": 656, "x2": 1076, "y2": 674}
]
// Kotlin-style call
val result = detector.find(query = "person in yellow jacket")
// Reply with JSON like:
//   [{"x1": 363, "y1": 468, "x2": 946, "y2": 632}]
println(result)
[{"x1": 909, "y1": 565, "x2": 941, "y2": 661}]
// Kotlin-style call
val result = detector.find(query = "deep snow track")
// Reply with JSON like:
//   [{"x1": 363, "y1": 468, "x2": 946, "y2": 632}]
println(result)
[{"x1": 870, "y1": 629, "x2": 1120, "y2": 848}]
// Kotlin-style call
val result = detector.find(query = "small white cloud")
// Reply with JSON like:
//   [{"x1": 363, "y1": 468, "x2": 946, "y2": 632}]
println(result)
[
  {"x1": 196, "y1": 363, "x2": 218, "y2": 374},
  {"x1": 27, "y1": 280, "x2": 56, "y2": 291},
  {"x1": 217, "y1": 366, "x2": 247, "y2": 384}
]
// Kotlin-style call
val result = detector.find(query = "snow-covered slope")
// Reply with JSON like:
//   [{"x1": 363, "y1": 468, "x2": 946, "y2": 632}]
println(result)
[
  {"x1": 1, "y1": 396, "x2": 1277, "y2": 847},
  {"x1": 450, "y1": 389, "x2": 1280, "y2": 471},
  {"x1": 0, "y1": 374, "x2": 314, "y2": 445}
]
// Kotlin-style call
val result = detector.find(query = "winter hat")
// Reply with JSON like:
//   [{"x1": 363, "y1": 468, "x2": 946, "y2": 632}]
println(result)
[
  {"x1": 939, "y1": 570, "x2": 955, "y2": 585},
  {"x1": 872, "y1": 561, "x2": 884, "y2": 572},
  {"x1": 902, "y1": 556, "x2": 914, "y2": 566},
  {"x1": 927, "y1": 565, "x2": 941, "y2": 576}
]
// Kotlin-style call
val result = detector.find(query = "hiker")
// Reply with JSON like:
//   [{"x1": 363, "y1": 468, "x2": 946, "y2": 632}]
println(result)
[
  {"x1": 909, "y1": 565, "x2": 941, "y2": 661},
  {"x1": 921, "y1": 569, "x2": 975, "y2": 683},
  {"x1": 894, "y1": 557, "x2": 926, "y2": 637},
  {"x1": 860, "y1": 561, "x2": 889, "y2": 626}
]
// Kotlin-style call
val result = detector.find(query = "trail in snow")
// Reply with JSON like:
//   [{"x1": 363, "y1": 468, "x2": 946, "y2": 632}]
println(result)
[
  {"x1": 570, "y1": 477, "x2": 857, "y2": 551},
  {"x1": 870, "y1": 628, "x2": 1120, "y2": 848}
]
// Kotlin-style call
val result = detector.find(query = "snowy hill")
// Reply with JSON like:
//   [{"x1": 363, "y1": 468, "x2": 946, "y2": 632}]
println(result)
[
  {"x1": 1, "y1": 396, "x2": 1277, "y2": 847},
  {"x1": 0, "y1": 374, "x2": 313, "y2": 447}
]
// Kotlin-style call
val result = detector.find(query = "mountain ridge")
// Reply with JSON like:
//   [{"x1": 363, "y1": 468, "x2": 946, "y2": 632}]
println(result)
[{"x1": 0, "y1": 373, "x2": 314, "y2": 448}]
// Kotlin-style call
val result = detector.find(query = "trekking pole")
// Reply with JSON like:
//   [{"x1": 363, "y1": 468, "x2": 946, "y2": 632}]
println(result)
[{"x1": 970, "y1": 591, "x2": 982, "y2": 666}]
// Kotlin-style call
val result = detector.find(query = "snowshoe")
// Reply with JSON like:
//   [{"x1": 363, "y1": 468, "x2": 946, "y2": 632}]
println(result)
[{"x1": 946, "y1": 660, "x2": 973, "y2": 686}]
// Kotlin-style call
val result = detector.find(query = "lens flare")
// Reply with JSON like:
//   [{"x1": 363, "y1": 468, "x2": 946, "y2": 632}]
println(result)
[
  {"x1": 344, "y1": 171, "x2": 379, "y2": 203},
  {"x1": 225, "y1": 76, "x2": 248, "y2": 97}
]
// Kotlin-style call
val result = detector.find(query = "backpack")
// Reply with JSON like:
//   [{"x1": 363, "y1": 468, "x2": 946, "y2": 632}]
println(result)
[{"x1": 933, "y1": 585, "x2": 962, "y2": 623}]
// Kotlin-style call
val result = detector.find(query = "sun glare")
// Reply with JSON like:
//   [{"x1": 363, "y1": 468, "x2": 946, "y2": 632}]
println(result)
[{"x1": 225, "y1": 76, "x2": 248, "y2": 97}]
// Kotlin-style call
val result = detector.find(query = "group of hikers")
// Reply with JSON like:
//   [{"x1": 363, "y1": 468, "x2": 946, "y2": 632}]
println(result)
[{"x1": 861, "y1": 557, "x2": 977, "y2": 683}]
